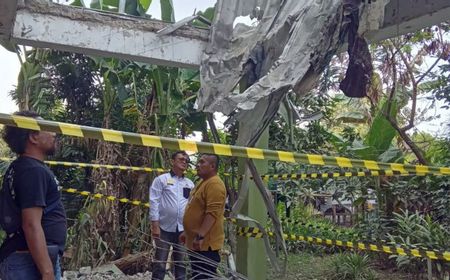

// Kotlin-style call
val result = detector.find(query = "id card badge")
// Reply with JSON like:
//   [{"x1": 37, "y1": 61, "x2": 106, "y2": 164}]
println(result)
[{"x1": 167, "y1": 178, "x2": 175, "y2": 186}]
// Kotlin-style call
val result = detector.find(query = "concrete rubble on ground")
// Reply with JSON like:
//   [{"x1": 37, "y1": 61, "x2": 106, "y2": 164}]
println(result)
[{"x1": 62, "y1": 264, "x2": 155, "y2": 280}]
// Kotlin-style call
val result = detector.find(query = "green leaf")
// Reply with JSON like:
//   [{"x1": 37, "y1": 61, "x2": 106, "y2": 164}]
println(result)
[
  {"x1": 138, "y1": 0, "x2": 152, "y2": 14},
  {"x1": 353, "y1": 197, "x2": 366, "y2": 207},
  {"x1": 278, "y1": 100, "x2": 290, "y2": 124},
  {"x1": 336, "y1": 111, "x2": 367, "y2": 123},
  {"x1": 90, "y1": 0, "x2": 103, "y2": 10},
  {"x1": 125, "y1": 0, "x2": 139, "y2": 16},
  {"x1": 378, "y1": 147, "x2": 402, "y2": 163},
  {"x1": 184, "y1": 112, "x2": 207, "y2": 132},
  {"x1": 192, "y1": 7, "x2": 215, "y2": 28},
  {"x1": 70, "y1": 0, "x2": 86, "y2": 7},
  {"x1": 103, "y1": 0, "x2": 119, "y2": 10},
  {"x1": 179, "y1": 69, "x2": 199, "y2": 82},
  {"x1": 160, "y1": 0, "x2": 175, "y2": 22},
  {"x1": 363, "y1": 100, "x2": 398, "y2": 159},
  {"x1": 349, "y1": 140, "x2": 375, "y2": 160}
]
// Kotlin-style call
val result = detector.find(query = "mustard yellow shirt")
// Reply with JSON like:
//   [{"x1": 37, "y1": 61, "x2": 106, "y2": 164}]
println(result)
[{"x1": 183, "y1": 175, "x2": 226, "y2": 251}]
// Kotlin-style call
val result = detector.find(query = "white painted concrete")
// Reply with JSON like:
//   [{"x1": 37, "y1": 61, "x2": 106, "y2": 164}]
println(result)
[
  {"x1": 11, "y1": 11, "x2": 207, "y2": 68},
  {"x1": 2, "y1": 0, "x2": 449, "y2": 69}
]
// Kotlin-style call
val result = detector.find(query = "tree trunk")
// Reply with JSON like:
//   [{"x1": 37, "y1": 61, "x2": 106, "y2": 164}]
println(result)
[{"x1": 112, "y1": 251, "x2": 153, "y2": 275}]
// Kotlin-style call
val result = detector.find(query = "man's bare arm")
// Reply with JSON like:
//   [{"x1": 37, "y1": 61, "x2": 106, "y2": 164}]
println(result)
[
  {"x1": 151, "y1": 220, "x2": 161, "y2": 238},
  {"x1": 22, "y1": 207, "x2": 54, "y2": 280},
  {"x1": 193, "y1": 214, "x2": 216, "y2": 250},
  {"x1": 197, "y1": 214, "x2": 216, "y2": 238}
]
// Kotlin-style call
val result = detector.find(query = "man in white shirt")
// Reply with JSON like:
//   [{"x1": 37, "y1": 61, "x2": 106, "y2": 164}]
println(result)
[{"x1": 149, "y1": 151, "x2": 194, "y2": 280}]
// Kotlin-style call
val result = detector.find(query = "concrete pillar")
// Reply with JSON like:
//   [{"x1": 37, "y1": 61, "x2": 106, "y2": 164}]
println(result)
[{"x1": 236, "y1": 126, "x2": 268, "y2": 279}]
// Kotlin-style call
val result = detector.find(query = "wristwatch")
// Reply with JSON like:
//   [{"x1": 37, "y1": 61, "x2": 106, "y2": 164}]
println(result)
[{"x1": 195, "y1": 234, "x2": 204, "y2": 241}]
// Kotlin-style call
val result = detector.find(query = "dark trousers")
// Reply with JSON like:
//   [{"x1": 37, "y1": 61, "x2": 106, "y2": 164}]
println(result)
[
  {"x1": 189, "y1": 250, "x2": 221, "y2": 280},
  {"x1": 152, "y1": 229, "x2": 186, "y2": 280}
]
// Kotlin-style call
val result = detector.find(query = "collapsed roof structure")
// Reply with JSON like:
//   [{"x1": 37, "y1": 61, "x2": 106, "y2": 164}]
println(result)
[
  {"x1": 193, "y1": 0, "x2": 450, "y2": 145},
  {"x1": 197, "y1": 0, "x2": 385, "y2": 115}
]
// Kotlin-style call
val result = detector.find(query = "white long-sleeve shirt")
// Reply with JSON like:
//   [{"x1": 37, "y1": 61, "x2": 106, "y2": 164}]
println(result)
[{"x1": 149, "y1": 172, "x2": 194, "y2": 232}]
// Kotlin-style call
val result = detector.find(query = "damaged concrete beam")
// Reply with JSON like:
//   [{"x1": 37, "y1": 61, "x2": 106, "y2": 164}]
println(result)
[
  {"x1": 1, "y1": 0, "x2": 449, "y2": 68},
  {"x1": 366, "y1": 0, "x2": 450, "y2": 42},
  {"x1": 0, "y1": 0, "x2": 209, "y2": 68},
  {"x1": 0, "y1": 0, "x2": 18, "y2": 51}
]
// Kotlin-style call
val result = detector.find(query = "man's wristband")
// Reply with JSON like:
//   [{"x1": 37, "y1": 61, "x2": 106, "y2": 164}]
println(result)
[{"x1": 195, "y1": 234, "x2": 204, "y2": 241}]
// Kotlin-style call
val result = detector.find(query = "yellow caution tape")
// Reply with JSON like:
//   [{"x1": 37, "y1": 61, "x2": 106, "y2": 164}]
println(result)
[
  {"x1": 61, "y1": 187, "x2": 150, "y2": 208},
  {"x1": 259, "y1": 169, "x2": 431, "y2": 180},
  {"x1": 59, "y1": 189, "x2": 450, "y2": 262},
  {"x1": 236, "y1": 227, "x2": 450, "y2": 261},
  {"x1": 0, "y1": 157, "x2": 167, "y2": 173},
  {"x1": 1, "y1": 114, "x2": 449, "y2": 175},
  {"x1": 0, "y1": 157, "x2": 431, "y2": 180}
]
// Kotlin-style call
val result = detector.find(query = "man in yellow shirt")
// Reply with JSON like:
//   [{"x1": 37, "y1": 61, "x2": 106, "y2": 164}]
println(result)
[{"x1": 181, "y1": 154, "x2": 226, "y2": 279}]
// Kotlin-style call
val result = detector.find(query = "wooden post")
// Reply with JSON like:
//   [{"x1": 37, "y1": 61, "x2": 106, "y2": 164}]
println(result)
[
  {"x1": 332, "y1": 205, "x2": 337, "y2": 224},
  {"x1": 427, "y1": 258, "x2": 433, "y2": 280}
]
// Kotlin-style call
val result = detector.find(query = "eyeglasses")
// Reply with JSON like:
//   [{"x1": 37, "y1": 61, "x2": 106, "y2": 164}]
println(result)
[{"x1": 175, "y1": 157, "x2": 190, "y2": 163}]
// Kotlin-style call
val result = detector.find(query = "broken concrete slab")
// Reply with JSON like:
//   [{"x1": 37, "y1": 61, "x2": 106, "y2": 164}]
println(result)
[{"x1": 92, "y1": 264, "x2": 125, "y2": 275}]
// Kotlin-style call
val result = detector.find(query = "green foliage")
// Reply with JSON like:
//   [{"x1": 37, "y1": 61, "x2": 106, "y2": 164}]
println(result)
[
  {"x1": 160, "y1": 0, "x2": 174, "y2": 22},
  {"x1": 138, "y1": 0, "x2": 152, "y2": 15},
  {"x1": 387, "y1": 210, "x2": 449, "y2": 251},
  {"x1": 430, "y1": 63, "x2": 450, "y2": 109},
  {"x1": 66, "y1": 209, "x2": 115, "y2": 269},
  {"x1": 385, "y1": 210, "x2": 450, "y2": 277},
  {"x1": 362, "y1": 101, "x2": 398, "y2": 160},
  {"x1": 71, "y1": 0, "x2": 151, "y2": 16},
  {"x1": 45, "y1": 52, "x2": 103, "y2": 127},
  {"x1": 331, "y1": 253, "x2": 376, "y2": 280},
  {"x1": 349, "y1": 99, "x2": 400, "y2": 162},
  {"x1": 390, "y1": 176, "x2": 450, "y2": 225},
  {"x1": 270, "y1": 92, "x2": 338, "y2": 157},
  {"x1": 422, "y1": 135, "x2": 450, "y2": 165},
  {"x1": 354, "y1": 214, "x2": 393, "y2": 241},
  {"x1": 192, "y1": 7, "x2": 215, "y2": 28}
]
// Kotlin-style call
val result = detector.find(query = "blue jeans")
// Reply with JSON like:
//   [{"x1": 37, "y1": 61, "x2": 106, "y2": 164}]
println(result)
[{"x1": 0, "y1": 252, "x2": 61, "y2": 280}]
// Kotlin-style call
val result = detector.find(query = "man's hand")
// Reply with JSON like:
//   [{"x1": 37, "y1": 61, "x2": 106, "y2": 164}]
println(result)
[
  {"x1": 179, "y1": 232, "x2": 186, "y2": 244},
  {"x1": 193, "y1": 233, "x2": 204, "y2": 251},
  {"x1": 193, "y1": 238, "x2": 203, "y2": 251},
  {"x1": 151, "y1": 221, "x2": 160, "y2": 239},
  {"x1": 42, "y1": 272, "x2": 56, "y2": 280}
]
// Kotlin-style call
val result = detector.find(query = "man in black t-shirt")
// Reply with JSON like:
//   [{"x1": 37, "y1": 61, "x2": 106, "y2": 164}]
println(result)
[{"x1": 0, "y1": 111, "x2": 66, "y2": 280}]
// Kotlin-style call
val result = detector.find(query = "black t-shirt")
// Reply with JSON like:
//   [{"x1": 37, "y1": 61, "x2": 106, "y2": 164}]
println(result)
[{"x1": 9, "y1": 156, "x2": 67, "y2": 253}]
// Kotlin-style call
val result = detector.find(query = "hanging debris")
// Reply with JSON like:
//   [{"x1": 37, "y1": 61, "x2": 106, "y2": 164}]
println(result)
[
  {"x1": 196, "y1": 0, "x2": 389, "y2": 115},
  {"x1": 339, "y1": 0, "x2": 374, "y2": 98}
]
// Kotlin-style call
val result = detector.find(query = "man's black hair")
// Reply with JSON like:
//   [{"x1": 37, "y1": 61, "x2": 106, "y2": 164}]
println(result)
[
  {"x1": 202, "y1": 153, "x2": 220, "y2": 172},
  {"x1": 2, "y1": 111, "x2": 40, "y2": 155},
  {"x1": 171, "y1": 150, "x2": 189, "y2": 161}
]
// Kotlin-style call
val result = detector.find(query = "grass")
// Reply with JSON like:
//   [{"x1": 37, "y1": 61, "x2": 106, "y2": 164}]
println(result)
[{"x1": 267, "y1": 252, "x2": 415, "y2": 280}]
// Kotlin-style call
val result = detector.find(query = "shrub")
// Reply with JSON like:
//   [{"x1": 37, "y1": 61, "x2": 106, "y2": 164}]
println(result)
[{"x1": 331, "y1": 253, "x2": 376, "y2": 280}]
